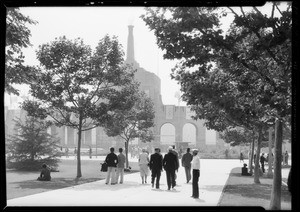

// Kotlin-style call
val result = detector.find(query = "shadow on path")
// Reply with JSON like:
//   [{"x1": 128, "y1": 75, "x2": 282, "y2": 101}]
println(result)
[{"x1": 12, "y1": 178, "x2": 102, "y2": 190}]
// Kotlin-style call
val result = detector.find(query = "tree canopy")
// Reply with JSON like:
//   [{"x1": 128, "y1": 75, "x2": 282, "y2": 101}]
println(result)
[
  {"x1": 141, "y1": 4, "x2": 291, "y2": 209},
  {"x1": 22, "y1": 35, "x2": 139, "y2": 178},
  {"x1": 103, "y1": 91, "x2": 155, "y2": 168},
  {"x1": 5, "y1": 8, "x2": 37, "y2": 95}
]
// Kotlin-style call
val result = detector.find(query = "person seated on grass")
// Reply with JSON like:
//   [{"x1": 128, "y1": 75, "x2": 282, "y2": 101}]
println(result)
[
  {"x1": 241, "y1": 163, "x2": 252, "y2": 176},
  {"x1": 37, "y1": 163, "x2": 51, "y2": 181}
]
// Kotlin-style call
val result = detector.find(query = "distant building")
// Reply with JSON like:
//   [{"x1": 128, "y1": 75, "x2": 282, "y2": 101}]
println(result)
[{"x1": 5, "y1": 25, "x2": 222, "y2": 151}]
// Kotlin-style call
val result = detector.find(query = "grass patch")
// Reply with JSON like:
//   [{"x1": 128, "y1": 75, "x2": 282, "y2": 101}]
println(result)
[
  {"x1": 218, "y1": 167, "x2": 291, "y2": 209},
  {"x1": 6, "y1": 158, "x2": 139, "y2": 200}
]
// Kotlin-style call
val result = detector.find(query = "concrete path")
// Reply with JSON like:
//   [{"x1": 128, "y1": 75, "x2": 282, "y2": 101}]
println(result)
[
  {"x1": 6, "y1": 158, "x2": 289, "y2": 207},
  {"x1": 7, "y1": 159, "x2": 242, "y2": 206}
]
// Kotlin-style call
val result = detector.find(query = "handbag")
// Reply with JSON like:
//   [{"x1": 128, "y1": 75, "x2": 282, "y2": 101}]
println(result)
[{"x1": 100, "y1": 162, "x2": 108, "y2": 172}]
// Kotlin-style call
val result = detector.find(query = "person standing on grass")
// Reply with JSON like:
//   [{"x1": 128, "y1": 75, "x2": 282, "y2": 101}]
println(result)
[
  {"x1": 284, "y1": 151, "x2": 289, "y2": 165},
  {"x1": 37, "y1": 163, "x2": 51, "y2": 181},
  {"x1": 105, "y1": 147, "x2": 118, "y2": 185},
  {"x1": 139, "y1": 148, "x2": 150, "y2": 184},
  {"x1": 74, "y1": 147, "x2": 77, "y2": 160},
  {"x1": 149, "y1": 148, "x2": 163, "y2": 189},
  {"x1": 89, "y1": 147, "x2": 92, "y2": 159},
  {"x1": 65, "y1": 147, "x2": 69, "y2": 158},
  {"x1": 191, "y1": 149, "x2": 200, "y2": 199},
  {"x1": 240, "y1": 152, "x2": 244, "y2": 163},
  {"x1": 163, "y1": 146, "x2": 178, "y2": 190},
  {"x1": 116, "y1": 148, "x2": 126, "y2": 184},
  {"x1": 182, "y1": 148, "x2": 193, "y2": 183},
  {"x1": 260, "y1": 153, "x2": 266, "y2": 173}
]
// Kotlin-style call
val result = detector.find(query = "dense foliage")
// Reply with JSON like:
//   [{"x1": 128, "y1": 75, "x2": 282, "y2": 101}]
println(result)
[
  {"x1": 5, "y1": 8, "x2": 37, "y2": 95},
  {"x1": 103, "y1": 91, "x2": 155, "y2": 168},
  {"x1": 6, "y1": 116, "x2": 60, "y2": 171},
  {"x1": 21, "y1": 35, "x2": 139, "y2": 178},
  {"x1": 141, "y1": 3, "x2": 291, "y2": 209}
]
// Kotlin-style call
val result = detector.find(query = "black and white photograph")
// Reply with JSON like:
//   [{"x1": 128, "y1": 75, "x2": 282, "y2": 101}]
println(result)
[{"x1": 3, "y1": 1, "x2": 293, "y2": 210}]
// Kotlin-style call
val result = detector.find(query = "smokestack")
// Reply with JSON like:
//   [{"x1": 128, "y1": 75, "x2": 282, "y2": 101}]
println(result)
[{"x1": 126, "y1": 25, "x2": 135, "y2": 63}]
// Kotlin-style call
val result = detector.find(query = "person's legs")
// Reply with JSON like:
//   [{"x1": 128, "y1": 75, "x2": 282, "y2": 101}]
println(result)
[
  {"x1": 166, "y1": 170, "x2": 171, "y2": 190},
  {"x1": 170, "y1": 169, "x2": 176, "y2": 188},
  {"x1": 194, "y1": 170, "x2": 200, "y2": 198},
  {"x1": 106, "y1": 167, "x2": 112, "y2": 184},
  {"x1": 111, "y1": 167, "x2": 117, "y2": 184},
  {"x1": 151, "y1": 169, "x2": 156, "y2": 187},
  {"x1": 156, "y1": 170, "x2": 161, "y2": 189},
  {"x1": 139, "y1": 165, "x2": 145, "y2": 183},
  {"x1": 188, "y1": 166, "x2": 192, "y2": 182},
  {"x1": 120, "y1": 168, "x2": 124, "y2": 183},
  {"x1": 192, "y1": 169, "x2": 197, "y2": 197},
  {"x1": 116, "y1": 168, "x2": 120, "y2": 183},
  {"x1": 184, "y1": 166, "x2": 189, "y2": 183}
]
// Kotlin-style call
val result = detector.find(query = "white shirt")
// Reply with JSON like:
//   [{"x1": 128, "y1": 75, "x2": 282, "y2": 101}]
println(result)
[{"x1": 192, "y1": 155, "x2": 200, "y2": 170}]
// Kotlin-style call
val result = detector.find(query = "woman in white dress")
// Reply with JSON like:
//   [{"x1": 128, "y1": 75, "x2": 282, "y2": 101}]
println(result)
[{"x1": 139, "y1": 148, "x2": 150, "y2": 184}]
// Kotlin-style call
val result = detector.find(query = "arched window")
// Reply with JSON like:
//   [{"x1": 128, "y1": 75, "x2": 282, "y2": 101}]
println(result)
[
  {"x1": 160, "y1": 123, "x2": 176, "y2": 145},
  {"x1": 182, "y1": 123, "x2": 196, "y2": 145}
]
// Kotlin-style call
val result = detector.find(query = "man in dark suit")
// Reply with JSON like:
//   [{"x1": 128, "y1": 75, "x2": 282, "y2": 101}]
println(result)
[
  {"x1": 149, "y1": 148, "x2": 163, "y2": 189},
  {"x1": 163, "y1": 146, "x2": 179, "y2": 190}
]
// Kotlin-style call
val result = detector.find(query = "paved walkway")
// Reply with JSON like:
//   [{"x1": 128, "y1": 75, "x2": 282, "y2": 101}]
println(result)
[
  {"x1": 6, "y1": 158, "x2": 290, "y2": 207},
  {"x1": 7, "y1": 158, "x2": 243, "y2": 206}
]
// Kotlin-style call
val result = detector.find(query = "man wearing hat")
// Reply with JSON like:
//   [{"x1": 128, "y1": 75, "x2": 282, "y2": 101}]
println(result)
[
  {"x1": 149, "y1": 148, "x2": 163, "y2": 189},
  {"x1": 163, "y1": 146, "x2": 179, "y2": 190},
  {"x1": 191, "y1": 149, "x2": 200, "y2": 198}
]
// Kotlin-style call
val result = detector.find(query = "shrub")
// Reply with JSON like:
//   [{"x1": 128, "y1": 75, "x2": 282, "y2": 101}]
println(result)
[
  {"x1": 6, "y1": 156, "x2": 60, "y2": 171},
  {"x1": 6, "y1": 116, "x2": 60, "y2": 171}
]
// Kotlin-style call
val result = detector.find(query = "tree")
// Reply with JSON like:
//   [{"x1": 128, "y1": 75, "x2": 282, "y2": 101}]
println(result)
[
  {"x1": 142, "y1": 4, "x2": 291, "y2": 209},
  {"x1": 5, "y1": 8, "x2": 37, "y2": 95},
  {"x1": 21, "y1": 35, "x2": 138, "y2": 178},
  {"x1": 6, "y1": 116, "x2": 60, "y2": 171},
  {"x1": 103, "y1": 91, "x2": 155, "y2": 168}
]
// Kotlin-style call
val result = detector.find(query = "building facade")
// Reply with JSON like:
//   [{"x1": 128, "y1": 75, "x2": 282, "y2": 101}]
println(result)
[{"x1": 5, "y1": 25, "x2": 221, "y2": 152}]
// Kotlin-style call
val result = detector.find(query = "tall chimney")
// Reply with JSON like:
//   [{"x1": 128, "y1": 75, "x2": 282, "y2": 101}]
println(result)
[{"x1": 126, "y1": 25, "x2": 135, "y2": 63}]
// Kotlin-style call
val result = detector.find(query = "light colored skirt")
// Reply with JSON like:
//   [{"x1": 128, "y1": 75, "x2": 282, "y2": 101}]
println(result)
[{"x1": 139, "y1": 164, "x2": 149, "y2": 177}]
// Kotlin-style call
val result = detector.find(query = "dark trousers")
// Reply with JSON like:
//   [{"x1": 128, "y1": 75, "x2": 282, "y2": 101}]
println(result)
[
  {"x1": 192, "y1": 169, "x2": 200, "y2": 198},
  {"x1": 151, "y1": 169, "x2": 161, "y2": 188},
  {"x1": 166, "y1": 169, "x2": 176, "y2": 189},
  {"x1": 261, "y1": 162, "x2": 265, "y2": 173}
]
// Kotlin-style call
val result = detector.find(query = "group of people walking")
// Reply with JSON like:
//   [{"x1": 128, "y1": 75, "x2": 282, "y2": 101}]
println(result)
[{"x1": 104, "y1": 145, "x2": 201, "y2": 199}]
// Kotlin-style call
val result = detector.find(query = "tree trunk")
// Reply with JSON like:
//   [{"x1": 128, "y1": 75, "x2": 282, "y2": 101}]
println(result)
[
  {"x1": 270, "y1": 119, "x2": 283, "y2": 210},
  {"x1": 267, "y1": 127, "x2": 274, "y2": 178},
  {"x1": 76, "y1": 116, "x2": 83, "y2": 178},
  {"x1": 254, "y1": 127, "x2": 262, "y2": 184},
  {"x1": 125, "y1": 141, "x2": 129, "y2": 169},
  {"x1": 249, "y1": 134, "x2": 255, "y2": 175}
]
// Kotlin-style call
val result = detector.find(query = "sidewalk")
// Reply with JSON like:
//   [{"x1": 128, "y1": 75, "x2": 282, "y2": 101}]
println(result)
[
  {"x1": 7, "y1": 159, "x2": 289, "y2": 207},
  {"x1": 7, "y1": 159, "x2": 239, "y2": 207}
]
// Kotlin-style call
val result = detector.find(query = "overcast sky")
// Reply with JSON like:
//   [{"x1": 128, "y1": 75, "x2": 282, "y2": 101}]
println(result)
[
  {"x1": 7, "y1": 3, "x2": 286, "y2": 107},
  {"x1": 17, "y1": 7, "x2": 181, "y2": 105}
]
